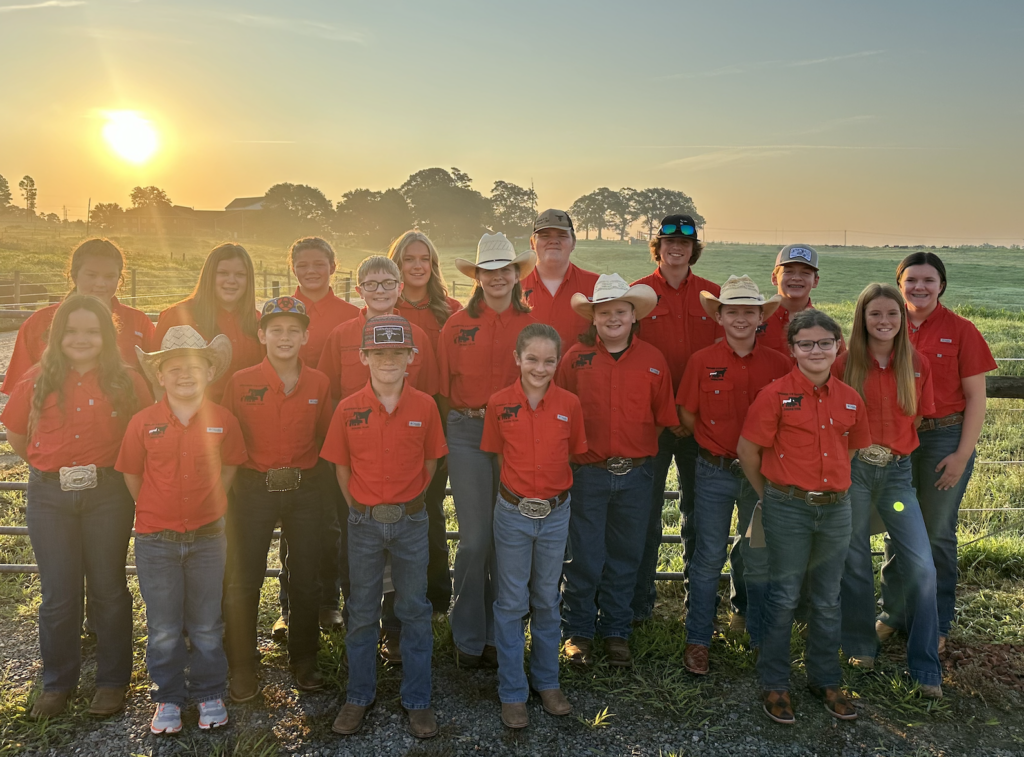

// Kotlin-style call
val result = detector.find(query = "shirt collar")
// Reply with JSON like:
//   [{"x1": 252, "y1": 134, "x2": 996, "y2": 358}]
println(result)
[
  {"x1": 790, "y1": 365, "x2": 832, "y2": 395},
  {"x1": 512, "y1": 376, "x2": 548, "y2": 410}
]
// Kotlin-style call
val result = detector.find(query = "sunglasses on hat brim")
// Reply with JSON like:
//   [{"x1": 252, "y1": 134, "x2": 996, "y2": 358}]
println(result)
[{"x1": 659, "y1": 223, "x2": 697, "y2": 237}]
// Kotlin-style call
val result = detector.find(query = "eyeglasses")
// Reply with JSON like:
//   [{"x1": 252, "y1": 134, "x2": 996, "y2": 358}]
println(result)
[
  {"x1": 358, "y1": 279, "x2": 399, "y2": 292},
  {"x1": 660, "y1": 223, "x2": 696, "y2": 237},
  {"x1": 792, "y1": 338, "x2": 838, "y2": 352}
]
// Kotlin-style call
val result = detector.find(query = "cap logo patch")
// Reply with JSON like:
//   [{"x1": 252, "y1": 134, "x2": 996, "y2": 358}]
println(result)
[
  {"x1": 373, "y1": 325, "x2": 407, "y2": 345},
  {"x1": 242, "y1": 387, "x2": 270, "y2": 403},
  {"x1": 500, "y1": 404, "x2": 523, "y2": 420},
  {"x1": 572, "y1": 352, "x2": 596, "y2": 369},
  {"x1": 347, "y1": 408, "x2": 372, "y2": 427},
  {"x1": 788, "y1": 247, "x2": 813, "y2": 262}
]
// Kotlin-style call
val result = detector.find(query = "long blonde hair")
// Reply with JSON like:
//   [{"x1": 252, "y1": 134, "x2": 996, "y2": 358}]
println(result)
[
  {"x1": 844, "y1": 283, "x2": 917, "y2": 416},
  {"x1": 388, "y1": 230, "x2": 454, "y2": 328},
  {"x1": 187, "y1": 243, "x2": 258, "y2": 340}
]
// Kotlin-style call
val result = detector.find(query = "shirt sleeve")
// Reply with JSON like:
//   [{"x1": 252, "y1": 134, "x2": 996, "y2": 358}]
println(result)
[
  {"x1": 740, "y1": 389, "x2": 780, "y2": 449},
  {"x1": 320, "y1": 406, "x2": 351, "y2": 466},
  {"x1": 423, "y1": 401, "x2": 449, "y2": 460},
  {"x1": 0, "y1": 377, "x2": 33, "y2": 434},
  {"x1": 115, "y1": 414, "x2": 147, "y2": 475},
  {"x1": 915, "y1": 352, "x2": 936, "y2": 418},
  {"x1": 958, "y1": 319, "x2": 998, "y2": 378},
  {"x1": 0, "y1": 315, "x2": 45, "y2": 395},
  {"x1": 219, "y1": 413, "x2": 249, "y2": 466},
  {"x1": 652, "y1": 354, "x2": 680, "y2": 427},
  {"x1": 219, "y1": 375, "x2": 238, "y2": 417},
  {"x1": 316, "y1": 332, "x2": 343, "y2": 403},
  {"x1": 314, "y1": 378, "x2": 333, "y2": 440},
  {"x1": 135, "y1": 313, "x2": 157, "y2": 358},
  {"x1": 675, "y1": 358, "x2": 701, "y2": 414},
  {"x1": 414, "y1": 329, "x2": 441, "y2": 396},
  {"x1": 554, "y1": 351, "x2": 576, "y2": 393},
  {"x1": 479, "y1": 398, "x2": 504, "y2": 454},
  {"x1": 569, "y1": 395, "x2": 588, "y2": 456}
]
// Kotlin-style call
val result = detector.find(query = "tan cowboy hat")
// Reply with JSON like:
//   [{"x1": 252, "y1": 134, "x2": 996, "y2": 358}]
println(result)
[
  {"x1": 570, "y1": 273, "x2": 658, "y2": 320},
  {"x1": 700, "y1": 275, "x2": 782, "y2": 319},
  {"x1": 454, "y1": 232, "x2": 537, "y2": 279},
  {"x1": 136, "y1": 325, "x2": 233, "y2": 387}
]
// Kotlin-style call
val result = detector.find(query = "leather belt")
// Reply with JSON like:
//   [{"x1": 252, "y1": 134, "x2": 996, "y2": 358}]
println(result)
[
  {"x1": 452, "y1": 407, "x2": 486, "y2": 419},
  {"x1": 499, "y1": 482, "x2": 569, "y2": 519},
  {"x1": 589, "y1": 457, "x2": 648, "y2": 475},
  {"x1": 857, "y1": 444, "x2": 909, "y2": 467},
  {"x1": 766, "y1": 480, "x2": 847, "y2": 506},
  {"x1": 31, "y1": 465, "x2": 117, "y2": 484},
  {"x1": 698, "y1": 447, "x2": 745, "y2": 478},
  {"x1": 145, "y1": 517, "x2": 225, "y2": 543},
  {"x1": 240, "y1": 466, "x2": 314, "y2": 492},
  {"x1": 918, "y1": 412, "x2": 964, "y2": 432},
  {"x1": 350, "y1": 493, "x2": 426, "y2": 523}
]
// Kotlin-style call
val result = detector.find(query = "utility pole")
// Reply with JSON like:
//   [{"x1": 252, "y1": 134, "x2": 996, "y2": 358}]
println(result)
[
  {"x1": 86, "y1": 198, "x2": 91, "y2": 236},
  {"x1": 844, "y1": 229, "x2": 847, "y2": 247}
]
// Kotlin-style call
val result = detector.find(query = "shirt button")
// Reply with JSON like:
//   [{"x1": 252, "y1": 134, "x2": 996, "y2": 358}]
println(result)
[
  {"x1": 77, "y1": 408, "x2": 81, "y2": 412},
  {"x1": 537, "y1": 465, "x2": 541, "y2": 469},
  {"x1": 77, "y1": 382, "x2": 82, "y2": 386},
  {"x1": 385, "y1": 476, "x2": 390, "y2": 481},
  {"x1": 824, "y1": 453, "x2": 828, "y2": 457},
  {"x1": 184, "y1": 475, "x2": 188, "y2": 479},
  {"x1": 385, "y1": 449, "x2": 390, "y2": 453},
  {"x1": 821, "y1": 425, "x2": 825, "y2": 429},
  {"x1": 824, "y1": 478, "x2": 828, "y2": 483},
  {"x1": 75, "y1": 435, "x2": 80, "y2": 439}
]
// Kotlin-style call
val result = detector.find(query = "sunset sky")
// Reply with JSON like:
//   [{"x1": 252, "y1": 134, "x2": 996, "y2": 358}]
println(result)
[{"x1": 1, "y1": 0, "x2": 1022, "y2": 245}]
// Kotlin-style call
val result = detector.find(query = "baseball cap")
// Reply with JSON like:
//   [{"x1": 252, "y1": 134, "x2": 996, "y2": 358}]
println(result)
[
  {"x1": 533, "y1": 208, "x2": 574, "y2": 234},
  {"x1": 361, "y1": 314, "x2": 414, "y2": 351},
  {"x1": 260, "y1": 296, "x2": 309, "y2": 327},
  {"x1": 656, "y1": 214, "x2": 699, "y2": 239},
  {"x1": 775, "y1": 244, "x2": 819, "y2": 270}
]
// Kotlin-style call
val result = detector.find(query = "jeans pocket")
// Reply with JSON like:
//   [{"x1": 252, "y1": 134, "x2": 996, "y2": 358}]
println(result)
[
  {"x1": 348, "y1": 508, "x2": 367, "y2": 526},
  {"x1": 640, "y1": 459, "x2": 655, "y2": 479},
  {"x1": 406, "y1": 508, "x2": 428, "y2": 523},
  {"x1": 446, "y1": 410, "x2": 465, "y2": 427}
]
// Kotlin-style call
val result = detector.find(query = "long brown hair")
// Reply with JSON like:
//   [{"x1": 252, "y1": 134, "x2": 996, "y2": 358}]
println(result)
[
  {"x1": 844, "y1": 283, "x2": 917, "y2": 416},
  {"x1": 465, "y1": 266, "x2": 531, "y2": 319},
  {"x1": 66, "y1": 238, "x2": 126, "y2": 296},
  {"x1": 388, "y1": 230, "x2": 454, "y2": 328},
  {"x1": 187, "y1": 243, "x2": 258, "y2": 340},
  {"x1": 29, "y1": 295, "x2": 140, "y2": 436}
]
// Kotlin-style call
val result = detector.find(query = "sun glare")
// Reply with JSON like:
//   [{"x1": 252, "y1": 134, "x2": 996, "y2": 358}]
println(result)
[{"x1": 102, "y1": 111, "x2": 159, "y2": 164}]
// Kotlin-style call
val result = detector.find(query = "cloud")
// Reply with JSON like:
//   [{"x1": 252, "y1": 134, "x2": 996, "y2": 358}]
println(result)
[
  {"x1": 222, "y1": 12, "x2": 368, "y2": 44},
  {"x1": 69, "y1": 26, "x2": 193, "y2": 44},
  {"x1": 0, "y1": 0, "x2": 84, "y2": 12},
  {"x1": 659, "y1": 141, "x2": 938, "y2": 171},
  {"x1": 661, "y1": 49, "x2": 883, "y2": 80},
  {"x1": 232, "y1": 140, "x2": 296, "y2": 144}
]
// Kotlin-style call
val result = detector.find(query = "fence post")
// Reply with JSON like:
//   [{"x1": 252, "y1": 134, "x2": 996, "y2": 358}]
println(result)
[
  {"x1": 130, "y1": 269, "x2": 137, "y2": 308},
  {"x1": 272, "y1": 280, "x2": 280, "y2": 298},
  {"x1": 263, "y1": 272, "x2": 268, "y2": 298},
  {"x1": 342, "y1": 277, "x2": 351, "y2": 301},
  {"x1": 13, "y1": 271, "x2": 20, "y2": 307}
]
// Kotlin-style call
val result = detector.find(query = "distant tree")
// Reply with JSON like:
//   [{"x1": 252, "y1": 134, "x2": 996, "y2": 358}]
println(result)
[
  {"x1": 260, "y1": 182, "x2": 334, "y2": 239},
  {"x1": 43, "y1": 212, "x2": 61, "y2": 225},
  {"x1": 568, "y1": 192, "x2": 603, "y2": 240},
  {"x1": 634, "y1": 187, "x2": 704, "y2": 238},
  {"x1": 399, "y1": 167, "x2": 490, "y2": 242},
  {"x1": 607, "y1": 187, "x2": 641, "y2": 241},
  {"x1": 19, "y1": 176, "x2": 37, "y2": 215},
  {"x1": 334, "y1": 188, "x2": 413, "y2": 246},
  {"x1": 130, "y1": 186, "x2": 172, "y2": 209},
  {"x1": 0, "y1": 174, "x2": 11, "y2": 208},
  {"x1": 90, "y1": 202, "x2": 124, "y2": 230},
  {"x1": 490, "y1": 180, "x2": 537, "y2": 238}
]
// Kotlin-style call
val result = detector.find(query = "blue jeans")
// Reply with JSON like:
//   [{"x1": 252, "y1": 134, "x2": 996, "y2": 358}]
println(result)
[
  {"x1": 446, "y1": 411, "x2": 500, "y2": 655},
  {"x1": 686, "y1": 457, "x2": 766, "y2": 648},
  {"x1": 882, "y1": 423, "x2": 975, "y2": 638},
  {"x1": 135, "y1": 522, "x2": 228, "y2": 705},
  {"x1": 632, "y1": 431, "x2": 697, "y2": 620},
  {"x1": 561, "y1": 461, "x2": 654, "y2": 641},
  {"x1": 26, "y1": 468, "x2": 135, "y2": 692},
  {"x1": 842, "y1": 457, "x2": 940, "y2": 686},
  {"x1": 757, "y1": 486, "x2": 852, "y2": 691},
  {"x1": 493, "y1": 493, "x2": 570, "y2": 703},
  {"x1": 345, "y1": 505, "x2": 432, "y2": 709}
]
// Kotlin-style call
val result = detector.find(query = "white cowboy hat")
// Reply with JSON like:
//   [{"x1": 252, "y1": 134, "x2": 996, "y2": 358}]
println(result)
[
  {"x1": 135, "y1": 325, "x2": 233, "y2": 387},
  {"x1": 699, "y1": 274, "x2": 782, "y2": 319},
  {"x1": 569, "y1": 273, "x2": 658, "y2": 320},
  {"x1": 454, "y1": 232, "x2": 537, "y2": 280}
]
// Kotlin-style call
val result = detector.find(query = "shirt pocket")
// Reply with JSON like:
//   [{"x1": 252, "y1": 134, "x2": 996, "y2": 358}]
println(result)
[
  {"x1": 699, "y1": 375, "x2": 734, "y2": 423},
  {"x1": 33, "y1": 396, "x2": 64, "y2": 437},
  {"x1": 830, "y1": 405, "x2": 858, "y2": 440},
  {"x1": 640, "y1": 304, "x2": 673, "y2": 343},
  {"x1": 928, "y1": 342, "x2": 959, "y2": 372},
  {"x1": 688, "y1": 296, "x2": 719, "y2": 349},
  {"x1": 777, "y1": 406, "x2": 819, "y2": 455}
]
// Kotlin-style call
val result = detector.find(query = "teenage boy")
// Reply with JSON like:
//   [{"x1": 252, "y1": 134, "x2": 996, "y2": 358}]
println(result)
[
  {"x1": 117, "y1": 326, "x2": 247, "y2": 735},
  {"x1": 519, "y1": 208, "x2": 601, "y2": 350},
  {"x1": 737, "y1": 309, "x2": 871, "y2": 725},
  {"x1": 321, "y1": 314, "x2": 447, "y2": 740},
  {"x1": 676, "y1": 276, "x2": 791, "y2": 675},
  {"x1": 221, "y1": 297, "x2": 333, "y2": 701},
  {"x1": 631, "y1": 214, "x2": 722, "y2": 623}
]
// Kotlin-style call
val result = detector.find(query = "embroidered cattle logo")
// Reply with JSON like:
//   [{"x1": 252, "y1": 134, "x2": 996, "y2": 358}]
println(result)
[
  {"x1": 347, "y1": 408, "x2": 372, "y2": 427},
  {"x1": 242, "y1": 387, "x2": 270, "y2": 403},
  {"x1": 755, "y1": 323, "x2": 768, "y2": 335},
  {"x1": 456, "y1": 326, "x2": 481, "y2": 344},
  {"x1": 572, "y1": 352, "x2": 597, "y2": 368},
  {"x1": 500, "y1": 404, "x2": 523, "y2": 420},
  {"x1": 781, "y1": 395, "x2": 804, "y2": 409},
  {"x1": 709, "y1": 368, "x2": 727, "y2": 380},
  {"x1": 147, "y1": 424, "x2": 168, "y2": 438},
  {"x1": 523, "y1": 288, "x2": 534, "y2": 300}
]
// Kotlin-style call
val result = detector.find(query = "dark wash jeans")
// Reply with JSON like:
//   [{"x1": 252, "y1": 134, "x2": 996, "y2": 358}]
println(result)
[
  {"x1": 26, "y1": 468, "x2": 135, "y2": 692},
  {"x1": 224, "y1": 466, "x2": 326, "y2": 671}
]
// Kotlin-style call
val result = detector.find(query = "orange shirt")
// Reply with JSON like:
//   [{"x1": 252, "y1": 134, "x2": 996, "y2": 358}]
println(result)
[
  {"x1": 480, "y1": 380, "x2": 587, "y2": 500},
  {"x1": 521, "y1": 263, "x2": 601, "y2": 351},
  {"x1": 395, "y1": 295, "x2": 463, "y2": 354},
  {"x1": 756, "y1": 299, "x2": 847, "y2": 364},
  {"x1": 831, "y1": 351, "x2": 935, "y2": 456},
  {"x1": 676, "y1": 340, "x2": 793, "y2": 459},
  {"x1": 221, "y1": 358, "x2": 332, "y2": 471},
  {"x1": 292, "y1": 286, "x2": 360, "y2": 366},
  {"x1": 153, "y1": 299, "x2": 265, "y2": 402},
  {"x1": 555, "y1": 338, "x2": 677, "y2": 463},
  {"x1": 906, "y1": 303, "x2": 997, "y2": 418},
  {"x1": 741, "y1": 367, "x2": 871, "y2": 493},
  {"x1": 1, "y1": 367, "x2": 153, "y2": 471},
  {"x1": 320, "y1": 381, "x2": 448, "y2": 506},
  {"x1": 316, "y1": 309, "x2": 440, "y2": 403},
  {"x1": 1, "y1": 297, "x2": 154, "y2": 395},
  {"x1": 116, "y1": 398, "x2": 248, "y2": 533},
  {"x1": 438, "y1": 303, "x2": 537, "y2": 409},
  {"x1": 632, "y1": 268, "x2": 722, "y2": 386}
]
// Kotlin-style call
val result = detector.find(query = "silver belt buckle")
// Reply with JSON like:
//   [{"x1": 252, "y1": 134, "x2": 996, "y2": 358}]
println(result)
[
  {"x1": 606, "y1": 457, "x2": 633, "y2": 476},
  {"x1": 517, "y1": 498, "x2": 552, "y2": 519},
  {"x1": 371, "y1": 504, "x2": 403, "y2": 524},
  {"x1": 858, "y1": 444, "x2": 893, "y2": 467},
  {"x1": 59, "y1": 464, "x2": 98, "y2": 492},
  {"x1": 266, "y1": 467, "x2": 301, "y2": 492}
]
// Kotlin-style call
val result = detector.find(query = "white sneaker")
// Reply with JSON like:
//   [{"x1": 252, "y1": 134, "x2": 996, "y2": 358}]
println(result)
[
  {"x1": 198, "y1": 698, "x2": 229, "y2": 729},
  {"x1": 151, "y1": 702, "x2": 182, "y2": 734}
]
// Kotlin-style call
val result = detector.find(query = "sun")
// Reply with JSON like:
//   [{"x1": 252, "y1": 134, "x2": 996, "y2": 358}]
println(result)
[{"x1": 102, "y1": 111, "x2": 159, "y2": 164}]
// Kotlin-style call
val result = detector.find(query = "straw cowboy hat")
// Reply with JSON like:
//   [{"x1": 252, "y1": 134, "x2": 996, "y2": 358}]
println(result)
[
  {"x1": 570, "y1": 273, "x2": 658, "y2": 320},
  {"x1": 699, "y1": 275, "x2": 782, "y2": 319},
  {"x1": 136, "y1": 325, "x2": 233, "y2": 387},
  {"x1": 454, "y1": 232, "x2": 537, "y2": 279}
]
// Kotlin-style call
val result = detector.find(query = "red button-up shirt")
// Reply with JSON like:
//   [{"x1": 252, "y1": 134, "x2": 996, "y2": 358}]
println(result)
[
  {"x1": 116, "y1": 398, "x2": 248, "y2": 533},
  {"x1": 632, "y1": 268, "x2": 722, "y2": 386},
  {"x1": 480, "y1": 380, "x2": 587, "y2": 499},
  {"x1": 741, "y1": 367, "x2": 871, "y2": 492},
  {"x1": 320, "y1": 381, "x2": 448, "y2": 506},
  {"x1": 677, "y1": 340, "x2": 793, "y2": 459},
  {"x1": 906, "y1": 303, "x2": 996, "y2": 418},
  {"x1": 555, "y1": 338, "x2": 677, "y2": 463},
  {"x1": 1, "y1": 297, "x2": 154, "y2": 395},
  {"x1": 291, "y1": 287, "x2": 361, "y2": 366},
  {"x1": 521, "y1": 263, "x2": 601, "y2": 351},
  {"x1": 438, "y1": 303, "x2": 537, "y2": 409},
  {"x1": 316, "y1": 309, "x2": 440, "y2": 403},
  {"x1": 395, "y1": 295, "x2": 463, "y2": 354},
  {"x1": 1, "y1": 367, "x2": 153, "y2": 471},
  {"x1": 221, "y1": 358, "x2": 332, "y2": 471}
]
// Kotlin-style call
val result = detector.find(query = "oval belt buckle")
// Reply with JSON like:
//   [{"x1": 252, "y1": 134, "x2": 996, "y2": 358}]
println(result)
[
  {"x1": 371, "y1": 504, "x2": 403, "y2": 524},
  {"x1": 518, "y1": 498, "x2": 551, "y2": 519},
  {"x1": 606, "y1": 457, "x2": 633, "y2": 476},
  {"x1": 859, "y1": 444, "x2": 892, "y2": 467}
]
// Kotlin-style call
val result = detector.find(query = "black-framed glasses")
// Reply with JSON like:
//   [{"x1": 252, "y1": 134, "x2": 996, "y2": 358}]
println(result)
[
  {"x1": 660, "y1": 223, "x2": 696, "y2": 237},
  {"x1": 793, "y1": 338, "x2": 838, "y2": 352},
  {"x1": 359, "y1": 279, "x2": 399, "y2": 292}
]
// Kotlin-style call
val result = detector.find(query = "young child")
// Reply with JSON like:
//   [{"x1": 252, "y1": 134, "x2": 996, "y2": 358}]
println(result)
[
  {"x1": 220, "y1": 297, "x2": 333, "y2": 701},
  {"x1": 320, "y1": 314, "x2": 447, "y2": 740},
  {"x1": 676, "y1": 275, "x2": 791, "y2": 673},
  {"x1": 737, "y1": 310, "x2": 870, "y2": 725},
  {"x1": 480, "y1": 323, "x2": 587, "y2": 730},
  {"x1": 116, "y1": 326, "x2": 247, "y2": 734}
]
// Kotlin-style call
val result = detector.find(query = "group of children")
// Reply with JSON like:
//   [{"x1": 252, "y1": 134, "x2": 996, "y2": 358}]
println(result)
[{"x1": 0, "y1": 209, "x2": 996, "y2": 735}]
